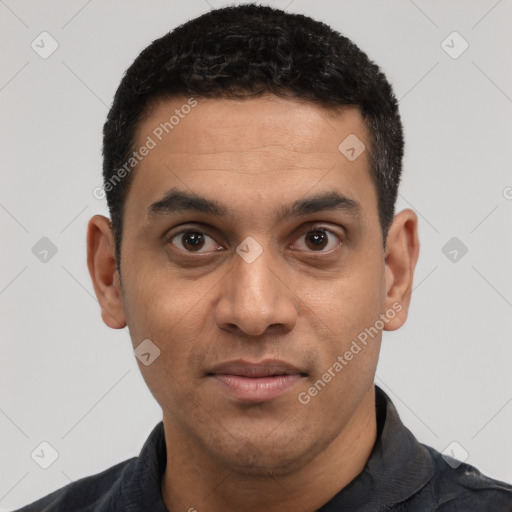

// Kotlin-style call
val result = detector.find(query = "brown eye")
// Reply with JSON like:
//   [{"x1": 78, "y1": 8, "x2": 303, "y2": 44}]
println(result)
[
  {"x1": 291, "y1": 227, "x2": 342, "y2": 253},
  {"x1": 170, "y1": 230, "x2": 220, "y2": 253},
  {"x1": 305, "y1": 230, "x2": 329, "y2": 251},
  {"x1": 181, "y1": 232, "x2": 205, "y2": 251}
]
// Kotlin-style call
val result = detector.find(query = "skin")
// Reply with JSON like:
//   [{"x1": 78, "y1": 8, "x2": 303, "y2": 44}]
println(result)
[{"x1": 87, "y1": 95, "x2": 419, "y2": 512}]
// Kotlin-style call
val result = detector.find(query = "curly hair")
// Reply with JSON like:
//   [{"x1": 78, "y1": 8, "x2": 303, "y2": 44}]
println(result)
[{"x1": 102, "y1": 3, "x2": 404, "y2": 264}]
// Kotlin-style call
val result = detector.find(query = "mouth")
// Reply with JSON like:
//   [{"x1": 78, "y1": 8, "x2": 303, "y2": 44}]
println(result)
[{"x1": 206, "y1": 359, "x2": 307, "y2": 403}]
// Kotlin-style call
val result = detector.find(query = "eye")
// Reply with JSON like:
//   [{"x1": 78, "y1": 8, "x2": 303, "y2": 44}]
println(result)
[
  {"x1": 291, "y1": 227, "x2": 342, "y2": 253},
  {"x1": 169, "y1": 230, "x2": 221, "y2": 253}
]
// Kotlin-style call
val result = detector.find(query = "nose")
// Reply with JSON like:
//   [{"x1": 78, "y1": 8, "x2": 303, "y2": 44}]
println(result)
[{"x1": 214, "y1": 247, "x2": 298, "y2": 337}]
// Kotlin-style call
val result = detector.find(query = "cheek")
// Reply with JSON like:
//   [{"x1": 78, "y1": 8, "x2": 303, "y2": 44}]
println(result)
[
  {"x1": 297, "y1": 253, "x2": 385, "y2": 400},
  {"x1": 122, "y1": 268, "x2": 216, "y2": 412},
  {"x1": 121, "y1": 260, "x2": 213, "y2": 355},
  {"x1": 298, "y1": 271, "x2": 384, "y2": 413},
  {"x1": 304, "y1": 257, "x2": 385, "y2": 338}
]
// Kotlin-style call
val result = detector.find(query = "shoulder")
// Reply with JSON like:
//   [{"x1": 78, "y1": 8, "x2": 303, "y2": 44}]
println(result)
[
  {"x1": 422, "y1": 444, "x2": 512, "y2": 511},
  {"x1": 12, "y1": 457, "x2": 135, "y2": 512}
]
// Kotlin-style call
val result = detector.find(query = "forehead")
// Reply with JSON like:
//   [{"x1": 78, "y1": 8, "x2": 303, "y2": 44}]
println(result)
[
  {"x1": 138, "y1": 94, "x2": 368, "y2": 156},
  {"x1": 124, "y1": 95, "x2": 377, "y2": 227}
]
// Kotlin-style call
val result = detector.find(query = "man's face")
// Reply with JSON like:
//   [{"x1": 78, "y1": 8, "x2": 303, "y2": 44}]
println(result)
[{"x1": 116, "y1": 95, "x2": 390, "y2": 474}]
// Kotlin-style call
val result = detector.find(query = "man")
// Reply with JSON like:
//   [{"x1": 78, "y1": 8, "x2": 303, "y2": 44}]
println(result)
[{"x1": 15, "y1": 4, "x2": 512, "y2": 511}]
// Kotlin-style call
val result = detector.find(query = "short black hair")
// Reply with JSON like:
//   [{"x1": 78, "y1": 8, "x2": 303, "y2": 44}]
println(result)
[{"x1": 102, "y1": 3, "x2": 404, "y2": 265}]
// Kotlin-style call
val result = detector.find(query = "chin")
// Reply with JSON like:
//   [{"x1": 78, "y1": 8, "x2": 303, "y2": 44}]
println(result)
[
  {"x1": 208, "y1": 427, "x2": 327, "y2": 477},
  {"x1": 223, "y1": 449, "x2": 306, "y2": 477}
]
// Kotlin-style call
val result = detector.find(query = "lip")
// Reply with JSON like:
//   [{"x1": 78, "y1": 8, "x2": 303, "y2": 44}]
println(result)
[{"x1": 207, "y1": 359, "x2": 306, "y2": 403}]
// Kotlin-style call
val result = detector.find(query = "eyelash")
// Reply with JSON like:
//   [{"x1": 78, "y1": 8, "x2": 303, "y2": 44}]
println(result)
[{"x1": 166, "y1": 225, "x2": 344, "y2": 255}]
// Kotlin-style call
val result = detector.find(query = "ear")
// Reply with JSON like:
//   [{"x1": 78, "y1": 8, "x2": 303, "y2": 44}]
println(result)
[
  {"x1": 383, "y1": 209, "x2": 420, "y2": 331},
  {"x1": 86, "y1": 215, "x2": 127, "y2": 329}
]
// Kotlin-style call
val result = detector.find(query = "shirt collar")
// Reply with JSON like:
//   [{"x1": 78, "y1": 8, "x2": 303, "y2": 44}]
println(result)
[
  {"x1": 116, "y1": 419, "x2": 169, "y2": 511},
  {"x1": 118, "y1": 385, "x2": 435, "y2": 511},
  {"x1": 319, "y1": 385, "x2": 436, "y2": 510}
]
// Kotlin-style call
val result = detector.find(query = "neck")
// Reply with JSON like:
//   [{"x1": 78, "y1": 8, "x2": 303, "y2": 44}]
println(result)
[{"x1": 161, "y1": 387, "x2": 377, "y2": 512}]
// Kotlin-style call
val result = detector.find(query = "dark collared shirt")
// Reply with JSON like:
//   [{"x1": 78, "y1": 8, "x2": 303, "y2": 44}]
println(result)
[{"x1": 14, "y1": 386, "x2": 512, "y2": 511}]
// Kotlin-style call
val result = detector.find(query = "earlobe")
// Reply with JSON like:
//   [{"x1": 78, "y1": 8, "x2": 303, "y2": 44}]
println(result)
[
  {"x1": 86, "y1": 215, "x2": 127, "y2": 329},
  {"x1": 383, "y1": 209, "x2": 420, "y2": 331}
]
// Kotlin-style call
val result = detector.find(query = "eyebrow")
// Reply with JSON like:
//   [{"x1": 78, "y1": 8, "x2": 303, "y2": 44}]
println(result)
[{"x1": 147, "y1": 187, "x2": 363, "y2": 222}]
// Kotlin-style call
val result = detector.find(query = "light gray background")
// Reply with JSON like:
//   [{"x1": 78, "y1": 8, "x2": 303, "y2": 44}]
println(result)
[{"x1": 1, "y1": 0, "x2": 511, "y2": 509}]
